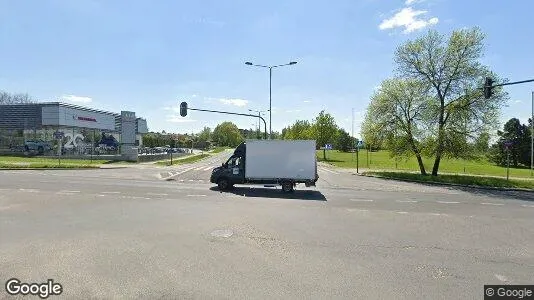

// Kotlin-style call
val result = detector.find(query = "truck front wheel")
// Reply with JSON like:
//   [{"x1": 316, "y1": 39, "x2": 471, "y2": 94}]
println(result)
[
  {"x1": 281, "y1": 181, "x2": 294, "y2": 193},
  {"x1": 218, "y1": 178, "x2": 230, "y2": 191}
]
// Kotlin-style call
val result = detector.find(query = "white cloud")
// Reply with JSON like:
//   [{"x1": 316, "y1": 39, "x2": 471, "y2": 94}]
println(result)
[
  {"x1": 61, "y1": 94, "x2": 92, "y2": 104},
  {"x1": 219, "y1": 98, "x2": 249, "y2": 107},
  {"x1": 405, "y1": 0, "x2": 422, "y2": 4},
  {"x1": 514, "y1": 100, "x2": 522, "y2": 104},
  {"x1": 303, "y1": 100, "x2": 311, "y2": 103},
  {"x1": 166, "y1": 115, "x2": 197, "y2": 123},
  {"x1": 163, "y1": 106, "x2": 172, "y2": 111},
  {"x1": 379, "y1": 7, "x2": 438, "y2": 34}
]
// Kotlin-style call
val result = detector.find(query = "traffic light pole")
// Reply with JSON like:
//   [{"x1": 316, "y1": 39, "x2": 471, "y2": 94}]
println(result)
[{"x1": 187, "y1": 107, "x2": 268, "y2": 140}]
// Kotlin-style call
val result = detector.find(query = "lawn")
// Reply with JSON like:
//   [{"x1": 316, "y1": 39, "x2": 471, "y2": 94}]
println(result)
[
  {"x1": 210, "y1": 147, "x2": 230, "y2": 154},
  {"x1": 365, "y1": 171, "x2": 534, "y2": 190},
  {"x1": 156, "y1": 153, "x2": 211, "y2": 166},
  {"x1": 317, "y1": 150, "x2": 534, "y2": 179},
  {"x1": 0, "y1": 156, "x2": 109, "y2": 169}
]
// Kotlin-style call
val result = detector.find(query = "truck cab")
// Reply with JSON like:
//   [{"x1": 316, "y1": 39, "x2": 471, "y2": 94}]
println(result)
[{"x1": 210, "y1": 153, "x2": 246, "y2": 190}]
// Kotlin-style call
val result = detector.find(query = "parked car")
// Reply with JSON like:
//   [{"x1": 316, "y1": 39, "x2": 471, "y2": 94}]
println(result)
[{"x1": 24, "y1": 140, "x2": 53, "y2": 154}]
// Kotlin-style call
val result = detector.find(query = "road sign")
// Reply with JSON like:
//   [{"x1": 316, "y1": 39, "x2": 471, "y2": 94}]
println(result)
[
  {"x1": 53, "y1": 131, "x2": 64, "y2": 140},
  {"x1": 357, "y1": 140, "x2": 364, "y2": 148},
  {"x1": 325, "y1": 144, "x2": 332, "y2": 150}
]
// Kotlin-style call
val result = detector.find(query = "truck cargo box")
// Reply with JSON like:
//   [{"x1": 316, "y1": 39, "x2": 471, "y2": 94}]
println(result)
[{"x1": 244, "y1": 140, "x2": 316, "y2": 180}]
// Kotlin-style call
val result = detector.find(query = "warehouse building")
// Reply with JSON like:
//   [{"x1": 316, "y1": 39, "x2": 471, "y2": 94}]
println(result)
[{"x1": 0, "y1": 102, "x2": 148, "y2": 156}]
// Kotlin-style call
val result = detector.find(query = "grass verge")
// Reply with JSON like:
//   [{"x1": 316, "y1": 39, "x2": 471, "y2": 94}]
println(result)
[
  {"x1": 0, "y1": 156, "x2": 109, "y2": 169},
  {"x1": 365, "y1": 171, "x2": 534, "y2": 190},
  {"x1": 210, "y1": 147, "x2": 230, "y2": 154},
  {"x1": 317, "y1": 150, "x2": 534, "y2": 179},
  {"x1": 156, "y1": 153, "x2": 210, "y2": 166}
]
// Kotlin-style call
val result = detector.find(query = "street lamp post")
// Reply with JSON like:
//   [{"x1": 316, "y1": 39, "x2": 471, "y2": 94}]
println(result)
[
  {"x1": 248, "y1": 109, "x2": 268, "y2": 139},
  {"x1": 245, "y1": 61, "x2": 297, "y2": 139}
]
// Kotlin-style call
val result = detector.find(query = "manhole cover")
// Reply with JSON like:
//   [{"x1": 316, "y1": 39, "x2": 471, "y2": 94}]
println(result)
[{"x1": 210, "y1": 229, "x2": 233, "y2": 238}]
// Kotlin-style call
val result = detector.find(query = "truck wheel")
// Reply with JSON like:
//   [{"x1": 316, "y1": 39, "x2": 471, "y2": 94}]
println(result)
[
  {"x1": 281, "y1": 182, "x2": 294, "y2": 193},
  {"x1": 37, "y1": 146, "x2": 44, "y2": 154},
  {"x1": 24, "y1": 145, "x2": 29, "y2": 152},
  {"x1": 218, "y1": 178, "x2": 230, "y2": 191}
]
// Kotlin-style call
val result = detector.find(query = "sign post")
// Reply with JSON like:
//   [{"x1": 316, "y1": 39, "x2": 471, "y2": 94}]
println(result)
[
  {"x1": 504, "y1": 141, "x2": 513, "y2": 181},
  {"x1": 54, "y1": 131, "x2": 64, "y2": 166}
]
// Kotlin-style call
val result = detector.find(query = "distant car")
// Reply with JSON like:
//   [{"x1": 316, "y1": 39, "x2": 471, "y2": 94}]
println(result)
[{"x1": 24, "y1": 140, "x2": 52, "y2": 154}]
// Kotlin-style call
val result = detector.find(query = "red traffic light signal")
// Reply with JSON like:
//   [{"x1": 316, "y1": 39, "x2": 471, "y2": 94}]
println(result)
[{"x1": 180, "y1": 102, "x2": 188, "y2": 117}]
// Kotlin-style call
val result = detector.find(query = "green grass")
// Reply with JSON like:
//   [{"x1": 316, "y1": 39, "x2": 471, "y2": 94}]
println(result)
[
  {"x1": 365, "y1": 171, "x2": 534, "y2": 190},
  {"x1": 317, "y1": 150, "x2": 534, "y2": 179},
  {"x1": 0, "y1": 156, "x2": 108, "y2": 169},
  {"x1": 156, "y1": 153, "x2": 211, "y2": 166},
  {"x1": 210, "y1": 147, "x2": 230, "y2": 154}
]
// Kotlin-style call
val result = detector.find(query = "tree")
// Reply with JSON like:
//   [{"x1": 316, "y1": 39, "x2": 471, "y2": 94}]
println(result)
[
  {"x1": 364, "y1": 78, "x2": 431, "y2": 175},
  {"x1": 282, "y1": 120, "x2": 313, "y2": 140},
  {"x1": 212, "y1": 122, "x2": 244, "y2": 147},
  {"x1": 394, "y1": 27, "x2": 508, "y2": 175},
  {"x1": 335, "y1": 128, "x2": 353, "y2": 152},
  {"x1": 312, "y1": 110, "x2": 338, "y2": 159},
  {"x1": 0, "y1": 91, "x2": 34, "y2": 104},
  {"x1": 489, "y1": 118, "x2": 532, "y2": 167}
]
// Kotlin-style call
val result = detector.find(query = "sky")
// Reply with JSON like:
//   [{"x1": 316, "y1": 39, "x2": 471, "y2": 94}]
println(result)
[{"x1": 1, "y1": 0, "x2": 533, "y2": 138}]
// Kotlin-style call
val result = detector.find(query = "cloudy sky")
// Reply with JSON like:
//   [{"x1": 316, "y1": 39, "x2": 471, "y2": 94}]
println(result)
[{"x1": 0, "y1": 0, "x2": 532, "y2": 137}]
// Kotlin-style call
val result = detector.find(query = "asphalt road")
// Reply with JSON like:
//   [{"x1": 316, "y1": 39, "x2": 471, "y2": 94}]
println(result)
[{"x1": 1, "y1": 151, "x2": 533, "y2": 299}]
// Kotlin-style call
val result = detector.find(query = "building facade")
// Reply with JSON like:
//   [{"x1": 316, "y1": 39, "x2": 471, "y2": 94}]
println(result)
[{"x1": 0, "y1": 102, "x2": 148, "y2": 156}]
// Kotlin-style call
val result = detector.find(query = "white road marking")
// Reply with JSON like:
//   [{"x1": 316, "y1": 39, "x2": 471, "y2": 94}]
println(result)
[
  {"x1": 188, "y1": 179, "x2": 194, "y2": 182},
  {"x1": 187, "y1": 194, "x2": 207, "y2": 197},
  {"x1": 60, "y1": 190, "x2": 80, "y2": 193},
  {"x1": 179, "y1": 180, "x2": 184, "y2": 182},
  {"x1": 350, "y1": 199, "x2": 374, "y2": 202},
  {"x1": 147, "y1": 193, "x2": 168, "y2": 196},
  {"x1": 320, "y1": 168, "x2": 339, "y2": 174},
  {"x1": 521, "y1": 204, "x2": 534, "y2": 208},
  {"x1": 347, "y1": 208, "x2": 368, "y2": 212},
  {"x1": 481, "y1": 202, "x2": 504, "y2": 206},
  {"x1": 430, "y1": 213, "x2": 442, "y2": 216},
  {"x1": 19, "y1": 189, "x2": 39, "y2": 193},
  {"x1": 195, "y1": 167, "x2": 204, "y2": 171},
  {"x1": 0, "y1": 188, "x2": 8, "y2": 191},
  {"x1": 203, "y1": 167, "x2": 213, "y2": 171},
  {"x1": 437, "y1": 201, "x2": 460, "y2": 204},
  {"x1": 396, "y1": 211, "x2": 408, "y2": 214},
  {"x1": 495, "y1": 274, "x2": 509, "y2": 282},
  {"x1": 97, "y1": 195, "x2": 106, "y2": 197},
  {"x1": 0, "y1": 204, "x2": 21, "y2": 211},
  {"x1": 102, "y1": 191, "x2": 121, "y2": 194},
  {"x1": 396, "y1": 200, "x2": 418, "y2": 203},
  {"x1": 198, "y1": 179, "x2": 204, "y2": 182}
]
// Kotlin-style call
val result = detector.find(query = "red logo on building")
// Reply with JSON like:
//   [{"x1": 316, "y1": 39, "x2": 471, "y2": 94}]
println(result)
[{"x1": 77, "y1": 116, "x2": 97, "y2": 122}]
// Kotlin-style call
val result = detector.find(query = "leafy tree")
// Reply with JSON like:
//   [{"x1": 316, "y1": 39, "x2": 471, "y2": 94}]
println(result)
[
  {"x1": 394, "y1": 27, "x2": 507, "y2": 175},
  {"x1": 363, "y1": 78, "x2": 431, "y2": 175},
  {"x1": 212, "y1": 122, "x2": 244, "y2": 147},
  {"x1": 312, "y1": 110, "x2": 338, "y2": 159},
  {"x1": 489, "y1": 118, "x2": 532, "y2": 167},
  {"x1": 282, "y1": 120, "x2": 313, "y2": 140},
  {"x1": 335, "y1": 128, "x2": 353, "y2": 152}
]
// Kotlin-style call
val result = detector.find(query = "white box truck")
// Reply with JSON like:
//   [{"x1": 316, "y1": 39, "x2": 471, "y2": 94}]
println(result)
[{"x1": 210, "y1": 140, "x2": 319, "y2": 192}]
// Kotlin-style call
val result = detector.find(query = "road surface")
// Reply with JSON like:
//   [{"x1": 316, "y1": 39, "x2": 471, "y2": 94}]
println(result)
[{"x1": 1, "y1": 151, "x2": 533, "y2": 299}]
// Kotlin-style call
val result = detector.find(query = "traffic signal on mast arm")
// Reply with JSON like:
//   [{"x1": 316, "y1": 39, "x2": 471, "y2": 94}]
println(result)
[
  {"x1": 180, "y1": 102, "x2": 188, "y2": 117},
  {"x1": 484, "y1": 77, "x2": 494, "y2": 99}
]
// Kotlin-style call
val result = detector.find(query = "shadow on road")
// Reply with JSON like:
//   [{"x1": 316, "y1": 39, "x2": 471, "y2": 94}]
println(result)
[
  {"x1": 444, "y1": 185, "x2": 534, "y2": 202},
  {"x1": 209, "y1": 186, "x2": 327, "y2": 201}
]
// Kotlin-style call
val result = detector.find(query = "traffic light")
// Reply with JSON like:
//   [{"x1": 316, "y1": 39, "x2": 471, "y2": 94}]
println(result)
[
  {"x1": 484, "y1": 77, "x2": 494, "y2": 99},
  {"x1": 180, "y1": 102, "x2": 188, "y2": 117}
]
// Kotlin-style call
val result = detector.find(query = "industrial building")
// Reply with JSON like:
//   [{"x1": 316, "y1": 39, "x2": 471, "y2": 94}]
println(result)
[{"x1": 0, "y1": 102, "x2": 148, "y2": 156}]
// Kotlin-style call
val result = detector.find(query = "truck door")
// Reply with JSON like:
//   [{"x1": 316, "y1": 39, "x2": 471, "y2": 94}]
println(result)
[{"x1": 228, "y1": 156, "x2": 245, "y2": 184}]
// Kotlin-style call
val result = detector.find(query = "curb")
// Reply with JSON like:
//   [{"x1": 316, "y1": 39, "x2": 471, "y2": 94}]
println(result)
[
  {"x1": 161, "y1": 154, "x2": 213, "y2": 167},
  {"x1": 0, "y1": 167, "x2": 100, "y2": 170},
  {"x1": 360, "y1": 173, "x2": 534, "y2": 193}
]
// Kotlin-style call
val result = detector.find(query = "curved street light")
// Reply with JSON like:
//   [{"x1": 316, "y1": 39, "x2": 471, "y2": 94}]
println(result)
[{"x1": 245, "y1": 61, "x2": 297, "y2": 139}]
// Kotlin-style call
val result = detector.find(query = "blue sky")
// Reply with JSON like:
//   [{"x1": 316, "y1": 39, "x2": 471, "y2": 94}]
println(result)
[{"x1": 1, "y1": 0, "x2": 533, "y2": 138}]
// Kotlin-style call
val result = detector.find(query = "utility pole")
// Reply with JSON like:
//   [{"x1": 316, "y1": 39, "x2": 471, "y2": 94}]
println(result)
[
  {"x1": 531, "y1": 91, "x2": 533, "y2": 176},
  {"x1": 352, "y1": 108, "x2": 354, "y2": 162}
]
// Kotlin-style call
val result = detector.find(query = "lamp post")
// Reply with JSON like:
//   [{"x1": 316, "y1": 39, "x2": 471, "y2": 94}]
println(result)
[
  {"x1": 248, "y1": 109, "x2": 268, "y2": 139},
  {"x1": 245, "y1": 61, "x2": 297, "y2": 139}
]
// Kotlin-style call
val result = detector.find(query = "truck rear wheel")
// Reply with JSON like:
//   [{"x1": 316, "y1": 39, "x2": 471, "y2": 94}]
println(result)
[
  {"x1": 281, "y1": 181, "x2": 294, "y2": 193},
  {"x1": 218, "y1": 178, "x2": 230, "y2": 191}
]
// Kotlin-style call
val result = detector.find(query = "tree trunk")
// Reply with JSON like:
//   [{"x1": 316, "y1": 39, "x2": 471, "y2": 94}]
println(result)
[
  {"x1": 323, "y1": 149, "x2": 326, "y2": 161},
  {"x1": 431, "y1": 148, "x2": 442, "y2": 176},
  {"x1": 407, "y1": 129, "x2": 427, "y2": 175}
]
